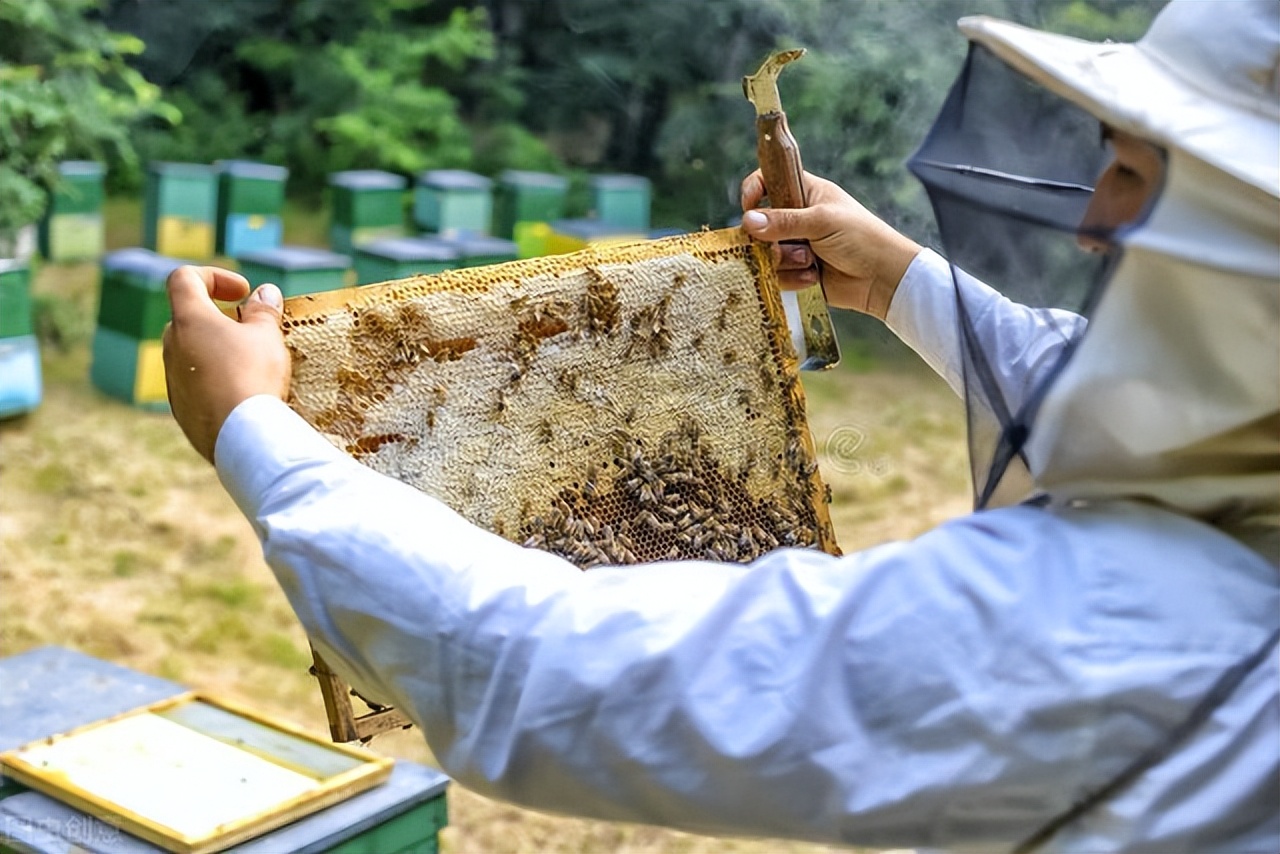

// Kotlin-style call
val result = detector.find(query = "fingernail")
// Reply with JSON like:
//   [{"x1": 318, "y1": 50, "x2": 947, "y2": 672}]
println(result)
[
  {"x1": 253, "y1": 283, "x2": 283, "y2": 309},
  {"x1": 742, "y1": 210, "x2": 768, "y2": 231}
]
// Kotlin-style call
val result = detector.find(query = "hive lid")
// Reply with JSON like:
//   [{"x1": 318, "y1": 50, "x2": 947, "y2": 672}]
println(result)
[
  {"x1": 417, "y1": 169, "x2": 493, "y2": 191},
  {"x1": 437, "y1": 233, "x2": 518, "y2": 257},
  {"x1": 551, "y1": 219, "x2": 645, "y2": 240},
  {"x1": 238, "y1": 246, "x2": 350, "y2": 271},
  {"x1": 58, "y1": 161, "x2": 105, "y2": 177},
  {"x1": 327, "y1": 170, "x2": 407, "y2": 191},
  {"x1": 0, "y1": 258, "x2": 29, "y2": 275},
  {"x1": 148, "y1": 161, "x2": 217, "y2": 177},
  {"x1": 217, "y1": 160, "x2": 289, "y2": 181},
  {"x1": 499, "y1": 170, "x2": 569, "y2": 190},
  {"x1": 589, "y1": 174, "x2": 651, "y2": 191},
  {"x1": 357, "y1": 236, "x2": 459, "y2": 263},
  {"x1": 102, "y1": 248, "x2": 186, "y2": 285}
]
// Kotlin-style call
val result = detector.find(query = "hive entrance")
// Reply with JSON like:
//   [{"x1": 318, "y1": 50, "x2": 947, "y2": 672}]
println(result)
[{"x1": 283, "y1": 228, "x2": 839, "y2": 742}]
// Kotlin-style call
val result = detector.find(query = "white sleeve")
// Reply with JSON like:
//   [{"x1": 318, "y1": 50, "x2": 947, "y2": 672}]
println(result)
[
  {"x1": 212, "y1": 394, "x2": 1273, "y2": 849},
  {"x1": 885, "y1": 249, "x2": 1086, "y2": 410}
]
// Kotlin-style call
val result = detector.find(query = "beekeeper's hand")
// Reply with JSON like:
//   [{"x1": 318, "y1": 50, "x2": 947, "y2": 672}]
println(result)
[
  {"x1": 163, "y1": 266, "x2": 290, "y2": 464},
  {"x1": 740, "y1": 170, "x2": 921, "y2": 321}
]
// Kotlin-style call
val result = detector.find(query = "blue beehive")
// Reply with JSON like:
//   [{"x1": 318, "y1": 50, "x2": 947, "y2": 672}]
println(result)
[
  {"x1": 0, "y1": 259, "x2": 40, "y2": 419},
  {"x1": 216, "y1": 160, "x2": 288, "y2": 257}
]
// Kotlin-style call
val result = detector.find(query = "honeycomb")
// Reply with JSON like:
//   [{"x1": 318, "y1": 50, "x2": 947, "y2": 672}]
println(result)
[{"x1": 282, "y1": 228, "x2": 839, "y2": 569}]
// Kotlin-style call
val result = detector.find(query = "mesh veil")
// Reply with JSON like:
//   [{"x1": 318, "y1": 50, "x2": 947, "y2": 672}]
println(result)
[{"x1": 907, "y1": 44, "x2": 1153, "y2": 509}]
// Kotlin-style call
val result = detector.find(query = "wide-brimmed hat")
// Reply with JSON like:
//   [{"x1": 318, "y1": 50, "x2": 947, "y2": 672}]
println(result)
[{"x1": 958, "y1": 0, "x2": 1279, "y2": 196}]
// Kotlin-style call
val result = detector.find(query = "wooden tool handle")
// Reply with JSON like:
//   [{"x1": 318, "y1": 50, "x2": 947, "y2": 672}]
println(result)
[{"x1": 756, "y1": 112, "x2": 807, "y2": 209}]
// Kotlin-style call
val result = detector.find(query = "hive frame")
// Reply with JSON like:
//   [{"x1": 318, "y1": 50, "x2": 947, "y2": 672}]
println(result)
[{"x1": 283, "y1": 228, "x2": 838, "y2": 742}]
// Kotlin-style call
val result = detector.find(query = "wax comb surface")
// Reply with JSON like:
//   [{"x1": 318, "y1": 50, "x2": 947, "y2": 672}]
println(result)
[{"x1": 283, "y1": 228, "x2": 839, "y2": 566}]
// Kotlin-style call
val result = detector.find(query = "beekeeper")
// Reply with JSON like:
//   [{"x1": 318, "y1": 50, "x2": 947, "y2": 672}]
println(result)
[{"x1": 162, "y1": 0, "x2": 1278, "y2": 850}]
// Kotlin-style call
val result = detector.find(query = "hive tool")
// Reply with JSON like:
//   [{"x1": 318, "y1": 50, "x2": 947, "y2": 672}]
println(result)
[{"x1": 744, "y1": 48, "x2": 841, "y2": 371}]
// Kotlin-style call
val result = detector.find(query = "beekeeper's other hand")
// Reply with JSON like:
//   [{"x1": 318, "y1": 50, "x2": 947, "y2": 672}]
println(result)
[{"x1": 163, "y1": 266, "x2": 291, "y2": 464}]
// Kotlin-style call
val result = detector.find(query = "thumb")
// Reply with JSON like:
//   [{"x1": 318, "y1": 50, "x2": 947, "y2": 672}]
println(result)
[
  {"x1": 740, "y1": 207, "x2": 827, "y2": 243},
  {"x1": 168, "y1": 265, "x2": 252, "y2": 321},
  {"x1": 239, "y1": 283, "x2": 284, "y2": 329}
]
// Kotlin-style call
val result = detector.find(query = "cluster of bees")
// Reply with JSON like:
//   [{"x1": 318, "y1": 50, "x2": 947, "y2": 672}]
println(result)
[{"x1": 521, "y1": 424, "x2": 818, "y2": 569}]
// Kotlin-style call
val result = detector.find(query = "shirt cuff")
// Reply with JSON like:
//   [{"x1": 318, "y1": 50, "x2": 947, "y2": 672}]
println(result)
[
  {"x1": 883, "y1": 248, "x2": 965, "y2": 396},
  {"x1": 214, "y1": 394, "x2": 349, "y2": 521}
]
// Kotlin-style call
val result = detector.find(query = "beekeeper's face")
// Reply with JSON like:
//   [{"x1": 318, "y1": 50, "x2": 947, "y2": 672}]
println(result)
[{"x1": 1077, "y1": 127, "x2": 1166, "y2": 253}]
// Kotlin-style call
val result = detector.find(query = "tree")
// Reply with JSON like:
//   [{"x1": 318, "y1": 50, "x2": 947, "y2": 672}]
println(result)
[
  {"x1": 111, "y1": 0, "x2": 519, "y2": 194},
  {"x1": 0, "y1": 0, "x2": 175, "y2": 237}
]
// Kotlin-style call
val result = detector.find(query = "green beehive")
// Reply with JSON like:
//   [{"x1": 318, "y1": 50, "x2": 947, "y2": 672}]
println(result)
[
  {"x1": 97, "y1": 248, "x2": 179, "y2": 340},
  {"x1": 216, "y1": 160, "x2": 288, "y2": 258},
  {"x1": 590, "y1": 174, "x2": 651, "y2": 231},
  {"x1": 91, "y1": 248, "x2": 185, "y2": 410},
  {"x1": 237, "y1": 246, "x2": 352, "y2": 298},
  {"x1": 354, "y1": 236, "x2": 460, "y2": 285},
  {"x1": 438, "y1": 233, "x2": 519, "y2": 268},
  {"x1": 494, "y1": 170, "x2": 569, "y2": 257},
  {"x1": 328, "y1": 170, "x2": 407, "y2": 254},
  {"x1": 39, "y1": 160, "x2": 106, "y2": 262},
  {"x1": 144, "y1": 162, "x2": 218, "y2": 259},
  {"x1": 0, "y1": 259, "x2": 33, "y2": 339},
  {"x1": 413, "y1": 170, "x2": 493, "y2": 236}
]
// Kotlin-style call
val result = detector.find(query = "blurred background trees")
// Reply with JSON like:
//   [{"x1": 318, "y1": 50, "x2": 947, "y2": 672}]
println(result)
[{"x1": 5, "y1": 0, "x2": 1163, "y2": 240}]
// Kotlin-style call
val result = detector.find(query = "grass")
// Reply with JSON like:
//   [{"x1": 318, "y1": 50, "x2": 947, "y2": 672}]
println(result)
[{"x1": 0, "y1": 198, "x2": 971, "y2": 853}]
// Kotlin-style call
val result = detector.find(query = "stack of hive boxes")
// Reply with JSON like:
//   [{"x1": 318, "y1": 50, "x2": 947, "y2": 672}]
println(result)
[
  {"x1": 39, "y1": 161, "x2": 106, "y2": 262},
  {"x1": 216, "y1": 161, "x2": 288, "y2": 258},
  {"x1": 0, "y1": 260, "x2": 41, "y2": 418},
  {"x1": 144, "y1": 162, "x2": 218, "y2": 259},
  {"x1": 91, "y1": 249, "x2": 184, "y2": 410}
]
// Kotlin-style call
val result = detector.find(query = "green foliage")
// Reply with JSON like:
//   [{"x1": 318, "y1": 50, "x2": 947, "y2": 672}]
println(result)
[
  {"x1": 0, "y1": 0, "x2": 176, "y2": 232},
  {"x1": 99, "y1": 0, "x2": 1162, "y2": 239},
  {"x1": 119, "y1": 0, "x2": 504, "y2": 193}
]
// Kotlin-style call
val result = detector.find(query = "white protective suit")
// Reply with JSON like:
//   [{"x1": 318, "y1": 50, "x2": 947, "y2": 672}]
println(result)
[{"x1": 213, "y1": 2, "x2": 1279, "y2": 851}]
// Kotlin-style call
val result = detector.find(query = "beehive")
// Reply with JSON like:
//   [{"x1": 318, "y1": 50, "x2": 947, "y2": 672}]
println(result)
[
  {"x1": 0, "y1": 259, "x2": 40, "y2": 419},
  {"x1": 237, "y1": 246, "x2": 352, "y2": 298},
  {"x1": 437, "y1": 232, "x2": 520, "y2": 268},
  {"x1": 413, "y1": 169, "x2": 493, "y2": 235},
  {"x1": 353, "y1": 236, "x2": 459, "y2": 285},
  {"x1": 39, "y1": 160, "x2": 105, "y2": 262},
  {"x1": 328, "y1": 170, "x2": 407, "y2": 254},
  {"x1": 143, "y1": 162, "x2": 217, "y2": 259},
  {"x1": 216, "y1": 160, "x2": 288, "y2": 257},
  {"x1": 286, "y1": 227, "x2": 839, "y2": 740},
  {"x1": 91, "y1": 248, "x2": 183, "y2": 410},
  {"x1": 494, "y1": 170, "x2": 569, "y2": 254},
  {"x1": 590, "y1": 174, "x2": 651, "y2": 231}
]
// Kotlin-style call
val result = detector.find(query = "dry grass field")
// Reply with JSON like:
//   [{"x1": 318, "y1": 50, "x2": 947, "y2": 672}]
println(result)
[{"x1": 0, "y1": 201, "x2": 970, "y2": 853}]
